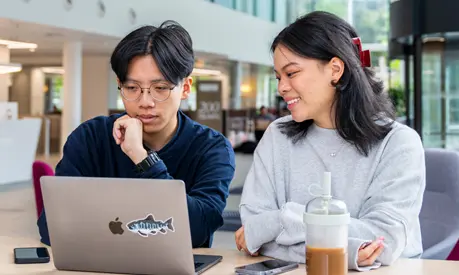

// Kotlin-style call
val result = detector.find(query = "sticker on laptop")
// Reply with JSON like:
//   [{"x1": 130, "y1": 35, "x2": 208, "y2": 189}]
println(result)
[{"x1": 126, "y1": 214, "x2": 175, "y2": 237}]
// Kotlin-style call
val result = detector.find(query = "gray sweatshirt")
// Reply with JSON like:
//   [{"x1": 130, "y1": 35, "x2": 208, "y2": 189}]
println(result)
[{"x1": 239, "y1": 116, "x2": 426, "y2": 271}]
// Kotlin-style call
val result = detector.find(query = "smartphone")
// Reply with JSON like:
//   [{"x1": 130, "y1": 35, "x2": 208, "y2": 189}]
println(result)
[
  {"x1": 14, "y1": 247, "x2": 50, "y2": 264},
  {"x1": 235, "y1": 259, "x2": 299, "y2": 275}
]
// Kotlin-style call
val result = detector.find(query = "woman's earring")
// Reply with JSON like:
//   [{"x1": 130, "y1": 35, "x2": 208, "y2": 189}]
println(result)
[{"x1": 330, "y1": 79, "x2": 342, "y2": 92}]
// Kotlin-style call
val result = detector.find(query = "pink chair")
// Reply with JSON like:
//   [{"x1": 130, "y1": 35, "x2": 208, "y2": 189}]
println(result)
[
  {"x1": 447, "y1": 240, "x2": 459, "y2": 261},
  {"x1": 32, "y1": 161, "x2": 54, "y2": 218}
]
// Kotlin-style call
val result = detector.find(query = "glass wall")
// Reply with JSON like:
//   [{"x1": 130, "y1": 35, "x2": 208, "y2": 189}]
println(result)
[
  {"x1": 208, "y1": 0, "x2": 286, "y2": 24},
  {"x1": 421, "y1": 42, "x2": 444, "y2": 148},
  {"x1": 289, "y1": 0, "x2": 389, "y2": 44},
  {"x1": 416, "y1": 39, "x2": 459, "y2": 150},
  {"x1": 212, "y1": 0, "x2": 234, "y2": 9}
]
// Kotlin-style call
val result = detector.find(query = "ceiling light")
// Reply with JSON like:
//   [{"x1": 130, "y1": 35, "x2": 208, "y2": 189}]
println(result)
[
  {"x1": 0, "y1": 63, "x2": 22, "y2": 74},
  {"x1": 0, "y1": 39, "x2": 37, "y2": 50},
  {"x1": 240, "y1": 84, "x2": 251, "y2": 93},
  {"x1": 192, "y1": 68, "x2": 221, "y2": 76},
  {"x1": 41, "y1": 67, "x2": 64, "y2": 74},
  {"x1": 422, "y1": 37, "x2": 445, "y2": 43}
]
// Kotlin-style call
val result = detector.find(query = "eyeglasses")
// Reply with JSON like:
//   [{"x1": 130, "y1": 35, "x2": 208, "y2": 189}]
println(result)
[{"x1": 119, "y1": 81, "x2": 176, "y2": 102}]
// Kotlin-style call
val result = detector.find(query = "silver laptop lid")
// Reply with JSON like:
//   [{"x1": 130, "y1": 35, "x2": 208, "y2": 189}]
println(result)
[{"x1": 40, "y1": 176, "x2": 195, "y2": 275}]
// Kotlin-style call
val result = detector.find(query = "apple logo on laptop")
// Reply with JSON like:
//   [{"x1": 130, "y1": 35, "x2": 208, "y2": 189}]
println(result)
[{"x1": 109, "y1": 217, "x2": 124, "y2": 235}]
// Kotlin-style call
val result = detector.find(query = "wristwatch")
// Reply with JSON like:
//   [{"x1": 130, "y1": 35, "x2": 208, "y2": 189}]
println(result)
[{"x1": 136, "y1": 150, "x2": 161, "y2": 172}]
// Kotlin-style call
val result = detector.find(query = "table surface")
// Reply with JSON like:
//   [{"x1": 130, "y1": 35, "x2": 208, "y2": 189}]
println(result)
[{"x1": 2, "y1": 236, "x2": 459, "y2": 275}]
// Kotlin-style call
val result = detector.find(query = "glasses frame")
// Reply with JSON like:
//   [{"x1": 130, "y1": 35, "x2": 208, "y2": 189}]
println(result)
[{"x1": 118, "y1": 81, "x2": 176, "y2": 102}]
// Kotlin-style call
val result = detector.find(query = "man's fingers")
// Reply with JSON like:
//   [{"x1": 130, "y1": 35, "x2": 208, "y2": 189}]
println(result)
[
  {"x1": 359, "y1": 244, "x2": 384, "y2": 267},
  {"x1": 113, "y1": 115, "x2": 132, "y2": 144}
]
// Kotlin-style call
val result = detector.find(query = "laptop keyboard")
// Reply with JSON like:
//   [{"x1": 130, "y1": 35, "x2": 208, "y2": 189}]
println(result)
[{"x1": 194, "y1": 262, "x2": 204, "y2": 269}]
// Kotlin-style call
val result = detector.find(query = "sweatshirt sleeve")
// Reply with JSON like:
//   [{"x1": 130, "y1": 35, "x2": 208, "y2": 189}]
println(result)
[
  {"x1": 347, "y1": 128, "x2": 426, "y2": 270},
  {"x1": 239, "y1": 126, "x2": 283, "y2": 254},
  {"x1": 258, "y1": 127, "x2": 426, "y2": 271},
  {"x1": 138, "y1": 137, "x2": 236, "y2": 248}
]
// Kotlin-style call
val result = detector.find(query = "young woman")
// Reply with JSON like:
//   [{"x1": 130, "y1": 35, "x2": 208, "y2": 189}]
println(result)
[{"x1": 235, "y1": 11, "x2": 425, "y2": 271}]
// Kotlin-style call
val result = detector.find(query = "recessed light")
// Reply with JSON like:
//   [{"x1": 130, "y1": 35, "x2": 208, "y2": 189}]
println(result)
[
  {"x1": 0, "y1": 63, "x2": 22, "y2": 74},
  {"x1": 97, "y1": 0, "x2": 106, "y2": 18},
  {"x1": 0, "y1": 39, "x2": 37, "y2": 50},
  {"x1": 64, "y1": 0, "x2": 73, "y2": 11},
  {"x1": 41, "y1": 67, "x2": 65, "y2": 74},
  {"x1": 129, "y1": 8, "x2": 137, "y2": 24}
]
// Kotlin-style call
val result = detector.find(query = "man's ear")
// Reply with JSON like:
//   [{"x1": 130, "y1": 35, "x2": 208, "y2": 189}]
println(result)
[
  {"x1": 181, "y1": 77, "x2": 193, "y2": 100},
  {"x1": 116, "y1": 78, "x2": 122, "y2": 89}
]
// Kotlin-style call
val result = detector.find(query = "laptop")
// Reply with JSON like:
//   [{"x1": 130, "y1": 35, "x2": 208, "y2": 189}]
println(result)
[{"x1": 40, "y1": 176, "x2": 222, "y2": 275}]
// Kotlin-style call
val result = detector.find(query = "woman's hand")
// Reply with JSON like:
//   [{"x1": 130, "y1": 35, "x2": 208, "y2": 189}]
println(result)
[
  {"x1": 235, "y1": 226, "x2": 259, "y2": 256},
  {"x1": 358, "y1": 237, "x2": 385, "y2": 266}
]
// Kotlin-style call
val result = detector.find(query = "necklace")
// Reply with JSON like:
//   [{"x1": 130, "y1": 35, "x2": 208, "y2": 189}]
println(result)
[
  {"x1": 329, "y1": 142, "x2": 346, "y2": 157},
  {"x1": 306, "y1": 137, "x2": 347, "y2": 158}
]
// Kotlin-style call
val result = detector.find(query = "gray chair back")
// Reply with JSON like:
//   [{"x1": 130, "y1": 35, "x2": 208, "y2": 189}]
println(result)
[{"x1": 420, "y1": 148, "x2": 459, "y2": 259}]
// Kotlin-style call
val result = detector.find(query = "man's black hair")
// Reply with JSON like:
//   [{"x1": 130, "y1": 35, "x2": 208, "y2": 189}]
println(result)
[{"x1": 110, "y1": 20, "x2": 194, "y2": 85}]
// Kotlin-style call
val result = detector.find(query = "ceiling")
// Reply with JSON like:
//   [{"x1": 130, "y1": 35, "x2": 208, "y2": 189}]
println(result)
[
  {"x1": 0, "y1": 18, "x2": 231, "y2": 68},
  {"x1": 0, "y1": 18, "x2": 119, "y2": 58}
]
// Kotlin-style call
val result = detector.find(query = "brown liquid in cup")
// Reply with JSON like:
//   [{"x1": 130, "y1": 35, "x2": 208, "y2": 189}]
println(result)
[{"x1": 306, "y1": 246, "x2": 348, "y2": 275}]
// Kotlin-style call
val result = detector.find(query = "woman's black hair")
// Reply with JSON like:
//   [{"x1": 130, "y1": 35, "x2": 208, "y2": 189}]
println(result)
[
  {"x1": 271, "y1": 11, "x2": 395, "y2": 156},
  {"x1": 110, "y1": 20, "x2": 194, "y2": 86}
]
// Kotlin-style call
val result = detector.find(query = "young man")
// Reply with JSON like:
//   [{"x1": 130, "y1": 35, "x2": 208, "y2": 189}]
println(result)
[{"x1": 37, "y1": 21, "x2": 236, "y2": 248}]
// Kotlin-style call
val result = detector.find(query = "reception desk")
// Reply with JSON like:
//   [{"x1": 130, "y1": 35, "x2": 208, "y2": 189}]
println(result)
[
  {"x1": 0, "y1": 118, "x2": 41, "y2": 185},
  {"x1": 1, "y1": 236, "x2": 459, "y2": 274}
]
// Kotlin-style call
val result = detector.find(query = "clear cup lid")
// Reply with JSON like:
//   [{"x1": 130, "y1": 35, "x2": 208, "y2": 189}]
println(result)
[{"x1": 305, "y1": 172, "x2": 348, "y2": 216}]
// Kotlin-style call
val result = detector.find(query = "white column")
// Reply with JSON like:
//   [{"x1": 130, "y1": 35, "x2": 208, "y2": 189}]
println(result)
[
  {"x1": 0, "y1": 45, "x2": 10, "y2": 102},
  {"x1": 379, "y1": 56, "x2": 388, "y2": 91},
  {"x1": 231, "y1": 61, "x2": 242, "y2": 109},
  {"x1": 61, "y1": 41, "x2": 82, "y2": 152},
  {"x1": 81, "y1": 55, "x2": 110, "y2": 122},
  {"x1": 347, "y1": 0, "x2": 354, "y2": 25},
  {"x1": 30, "y1": 68, "x2": 45, "y2": 115},
  {"x1": 107, "y1": 71, "x2": 120, "y2": 110}
]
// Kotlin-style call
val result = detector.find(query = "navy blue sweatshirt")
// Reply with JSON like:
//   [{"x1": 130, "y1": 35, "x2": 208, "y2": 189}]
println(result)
[{"x1": 37, "y1": 111, "x2": 235, "y2": 248}]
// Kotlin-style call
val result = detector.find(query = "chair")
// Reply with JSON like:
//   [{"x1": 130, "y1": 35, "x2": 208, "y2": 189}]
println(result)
[
  {"x1": 32, "y1": 161, "x2": 54, "y2": 218},
  {"x1": 420, "y1": 148, "x2": 459, "y2": 260},
  {"x1": 447, "y1": 239, "x2": 459, "y2": 261}
]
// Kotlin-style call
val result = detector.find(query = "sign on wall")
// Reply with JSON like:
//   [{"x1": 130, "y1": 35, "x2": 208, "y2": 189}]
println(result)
[
  {"x1": 196, "y1": 80, "x2": 222, "y2": 133},
  {"x1": 0, "y1": 102, "x2": 18, "y2": 120}
]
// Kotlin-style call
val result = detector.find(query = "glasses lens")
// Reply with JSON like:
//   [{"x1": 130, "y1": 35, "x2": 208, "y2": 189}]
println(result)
[
  {"x1": 150, "y1": 82, "x2": 173, "y2": 101},
  {"x1": 121, "y1": 82, "x2": 141, "y2": 101}
]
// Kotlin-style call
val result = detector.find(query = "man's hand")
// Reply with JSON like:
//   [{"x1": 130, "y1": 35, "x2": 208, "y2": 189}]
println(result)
[
  {"x1": 235, "y1": 226, "x2": 259, "y2": 256},
  {"x1": 113, "y1": 115, "x2": 147, "y2": 164},
  {"x1": 358, "y1": 237, "x2": 385, "y2": 267}
]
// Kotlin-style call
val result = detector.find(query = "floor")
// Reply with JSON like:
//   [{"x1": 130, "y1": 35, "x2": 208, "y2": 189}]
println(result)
[{"x1": 0, "y1": 153, "x2": 254, "y2": 250}]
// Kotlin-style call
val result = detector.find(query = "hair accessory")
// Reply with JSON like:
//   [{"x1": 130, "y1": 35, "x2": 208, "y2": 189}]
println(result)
[{"x1": 352, "y1": 37, "x2": 371, "y2": 67}]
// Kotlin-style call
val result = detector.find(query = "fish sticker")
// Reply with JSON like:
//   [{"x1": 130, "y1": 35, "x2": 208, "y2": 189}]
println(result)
[{"x1": 126, "y1": 214, "x2": 175, "y2": 237}]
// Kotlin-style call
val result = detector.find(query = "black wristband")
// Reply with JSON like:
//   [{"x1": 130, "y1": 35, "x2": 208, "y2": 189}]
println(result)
[{"x1": 136, "y1": 151, "x2": 161, "y2": 172}]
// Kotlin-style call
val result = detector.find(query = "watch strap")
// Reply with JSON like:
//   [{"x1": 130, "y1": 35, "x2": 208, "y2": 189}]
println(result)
[{"x1": 136, "y1": 150, "x2": 160, "y2": 172}]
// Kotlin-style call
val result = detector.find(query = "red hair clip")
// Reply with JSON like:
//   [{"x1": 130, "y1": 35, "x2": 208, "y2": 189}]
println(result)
[{"x1": 352, "y1": 37, "x2": 371, "y2": 67}]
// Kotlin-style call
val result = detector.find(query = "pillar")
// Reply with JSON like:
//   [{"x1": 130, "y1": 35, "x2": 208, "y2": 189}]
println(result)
[
  {"x1": 81, "y1": 55, "x2": 110, "y2": 122},
  {"x1": 231, "y1": 61, "x2": 242, "y2": 109},
  {"x1": 107, "y1": 71, "x2": 120, "y2": 110},
  {"x1": 0, "y1": 45, "x2": 10, "y2": 102},
  {"x1": 30, "y1": 68, "x2": 45, "y2": 115},
  {"x1": 61, "y1": 41, "x2": 82, "y2": 151}
]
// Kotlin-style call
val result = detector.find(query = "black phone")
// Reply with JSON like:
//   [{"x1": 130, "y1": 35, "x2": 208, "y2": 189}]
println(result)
[
  {"x1": 14, "y1": 247, "x2": 50, "y2": 264},
  {"x1": 235, "y1": 259, "x2": 299, "y2": 275}
]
